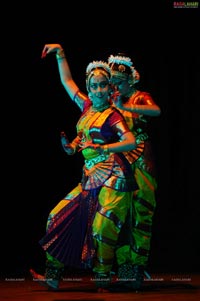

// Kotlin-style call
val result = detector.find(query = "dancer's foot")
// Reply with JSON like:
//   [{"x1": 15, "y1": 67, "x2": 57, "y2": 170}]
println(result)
[
  {"x1": 29, "y1": 268, "x2": 59, "y2": 290},
  {"x1": 94, "y1": 272, "x2": 112, "y2": 292},
  {"x1": 117, "y1": 263, "x2": 144, "y2": 291}
]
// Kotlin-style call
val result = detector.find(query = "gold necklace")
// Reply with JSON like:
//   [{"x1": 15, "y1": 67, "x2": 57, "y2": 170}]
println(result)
[{"x1": 92, "y1": 102, "x2": 110, "y2": 112}]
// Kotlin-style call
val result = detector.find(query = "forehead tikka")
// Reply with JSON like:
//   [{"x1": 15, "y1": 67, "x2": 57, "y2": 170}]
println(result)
[{"x1": 118, "y1": 65, "x2": 126, "y2": 72}]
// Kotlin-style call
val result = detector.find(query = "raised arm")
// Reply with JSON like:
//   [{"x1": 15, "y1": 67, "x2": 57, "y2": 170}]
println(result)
[{"x1": 42, "y1": 44, "x2": 86, "y2": 111}]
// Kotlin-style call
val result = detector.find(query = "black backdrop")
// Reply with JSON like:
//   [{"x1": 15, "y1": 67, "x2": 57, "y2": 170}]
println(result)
[{"x1": 2, "y1": 2, "x2": 200, "y2": 278}]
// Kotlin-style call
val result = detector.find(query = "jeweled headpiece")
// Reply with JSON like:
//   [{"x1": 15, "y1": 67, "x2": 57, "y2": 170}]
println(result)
[
  {"x1": 108, "y1": 54, "x2": 140, "y2": 84},
  {"x1": 86, "y1": 60, "x2": 111, "y2": 92}
]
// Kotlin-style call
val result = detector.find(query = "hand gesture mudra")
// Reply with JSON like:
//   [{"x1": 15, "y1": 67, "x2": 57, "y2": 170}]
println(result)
[{"x1": 41, "y1": 44, "x2": 63, "y2": 58}]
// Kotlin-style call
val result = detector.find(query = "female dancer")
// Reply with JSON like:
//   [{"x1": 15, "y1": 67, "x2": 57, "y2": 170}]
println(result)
[
  {"x1": 30, "y1": 46, "x2": 137, "y2": 292},
  {"x1": 108, "y1": 53, "x2": 161, "y2": 290}
]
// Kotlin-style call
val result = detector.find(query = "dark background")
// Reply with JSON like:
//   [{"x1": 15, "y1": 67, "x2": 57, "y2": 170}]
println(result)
[{"x1": 2, "y1": 2, "x2": 199, "y2": 278}]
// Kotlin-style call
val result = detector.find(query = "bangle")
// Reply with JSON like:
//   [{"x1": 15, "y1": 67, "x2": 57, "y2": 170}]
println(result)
[
  {"x1": 73, "y1": 89, "x2": 80, "y2": 102},
  {"x1": 102, "y1": 144, "x2": 110, "y2": 155},
  {"x1": 56, "y1": 48, "x2": 65, "y2": 60}
]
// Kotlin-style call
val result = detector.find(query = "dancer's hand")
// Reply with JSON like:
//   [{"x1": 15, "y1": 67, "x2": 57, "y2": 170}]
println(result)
[
  {"x1": 60, "y1": 131, "x2": 74, "y2": 155},
  {"x1": 79, "y1": 141, "x2": 102, "y2": 153},
  {"x1": 41, "y1": 44, "x2": 63, "y2": 58},
  {"x1": 111, "y1": 90, "x2": 123, "y2": 109}
]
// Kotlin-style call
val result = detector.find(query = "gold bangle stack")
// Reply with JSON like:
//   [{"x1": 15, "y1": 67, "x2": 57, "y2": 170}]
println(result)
[{"x1": 56, "y1": 48, "x2": 65, "y2": 60}]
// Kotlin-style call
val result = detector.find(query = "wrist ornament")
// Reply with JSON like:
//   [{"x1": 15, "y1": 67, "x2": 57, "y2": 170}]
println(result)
[
  {"x1": 70, "y1": 143, "x2": 77, "y2": 154},
  {"x1": 56, "y1": 48, "x2": 65, "y2": 60},
  {"x1": 102, "y1": 144, "x2": 110, "y2": 155}
]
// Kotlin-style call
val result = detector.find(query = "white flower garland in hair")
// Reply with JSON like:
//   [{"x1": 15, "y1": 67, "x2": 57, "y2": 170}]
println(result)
[
  {"x1": 108, "y1": 54, "x2": 139, "y2": 82},
  {"x1": 108, "y1": 55, "x2": 133, "y2": 67},
  {"x1": 86, "y1": 61, "x2": 110, "y2": 75}
]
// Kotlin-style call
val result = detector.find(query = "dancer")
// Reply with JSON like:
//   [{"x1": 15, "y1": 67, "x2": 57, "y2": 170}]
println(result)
[
  {"x1": 30, "y1": 45, "x2": 138, "y2": 292},
  {"x1": 108, "y1": 53, "x2": 161, "y2": 290}
]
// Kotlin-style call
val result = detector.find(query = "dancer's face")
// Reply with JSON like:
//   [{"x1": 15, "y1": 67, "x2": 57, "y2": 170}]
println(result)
[
  {"x1": 111, "y1": 76, "x2": 130, "y2": 96},
  {"x1": 89, "y1": 73, "x2": 110, "y2": 105}
]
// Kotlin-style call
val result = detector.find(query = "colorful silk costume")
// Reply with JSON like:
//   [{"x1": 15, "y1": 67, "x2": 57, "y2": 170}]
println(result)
[
  {"x1": 115, "y1": 91, "x2": 157, "y2": 268},
  {"x1": 39, "y1": 98, "x2": 137, "y2": 275}
]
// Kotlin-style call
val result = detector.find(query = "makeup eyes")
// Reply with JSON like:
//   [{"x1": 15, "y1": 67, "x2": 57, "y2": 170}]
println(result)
[{"x1": 90, "y1": 82, "x2": 109, "y2": 90}]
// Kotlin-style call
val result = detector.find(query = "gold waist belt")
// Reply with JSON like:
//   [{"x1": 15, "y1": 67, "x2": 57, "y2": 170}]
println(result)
[{"x1": 85, "y1": 153, "x2": 110, "y2": 169}]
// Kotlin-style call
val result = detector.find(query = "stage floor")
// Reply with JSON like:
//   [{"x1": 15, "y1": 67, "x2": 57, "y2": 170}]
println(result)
[{"x1": 1, "y1": 272, "x2": 200, "y2": 301}]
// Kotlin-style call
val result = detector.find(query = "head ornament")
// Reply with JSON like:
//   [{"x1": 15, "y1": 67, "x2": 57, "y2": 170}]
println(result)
[
  {"x1": 86, "y1": 60, "x2": 111, "y2": 92},
  {"x1": 86, "y1": 61, "x2": 110, "y2": 75},
  {"x1": 108, "y1": 54, "x2": 140, "y2": 83},
  {"x1": 108, "y1": 55, "x2": 133, "y2": 67}
]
